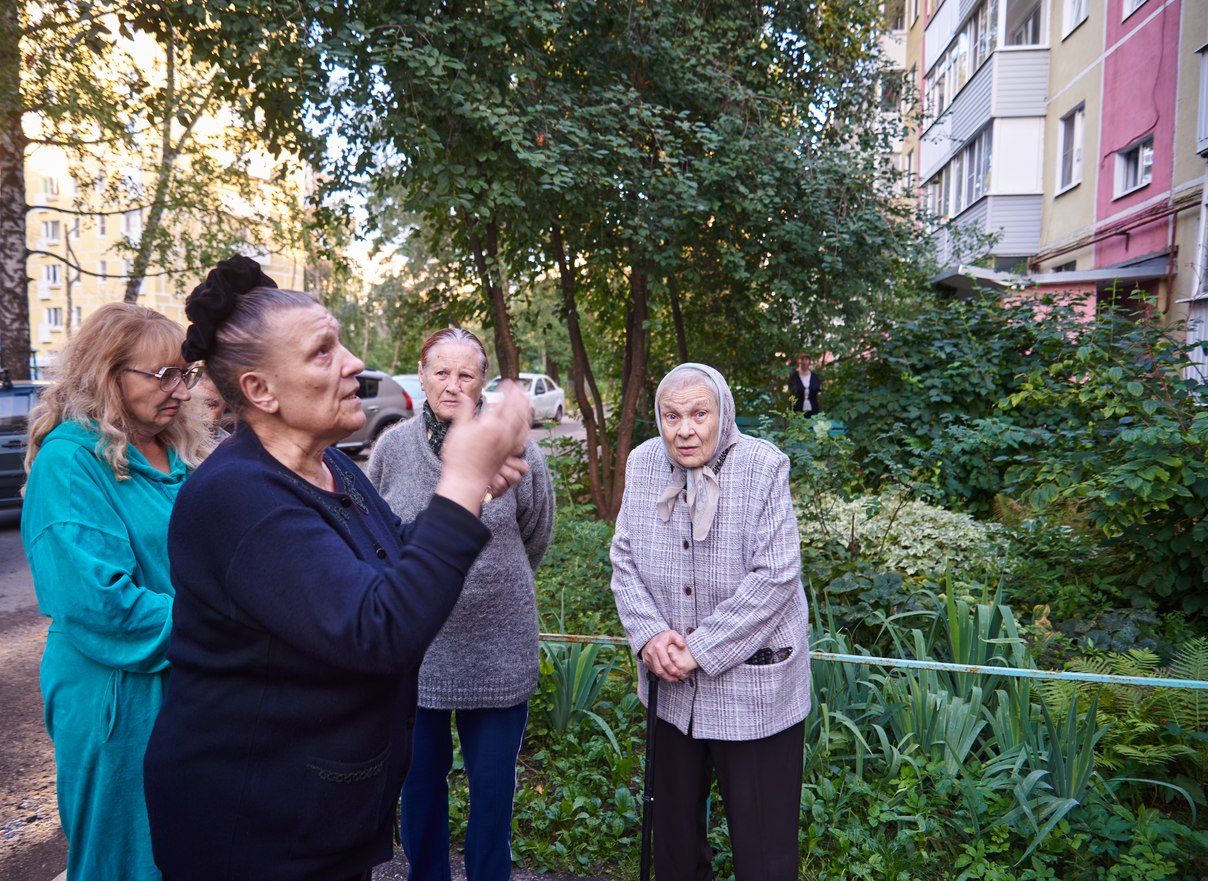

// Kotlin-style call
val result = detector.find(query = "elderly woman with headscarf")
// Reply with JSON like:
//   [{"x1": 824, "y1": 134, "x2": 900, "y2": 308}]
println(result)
[
  {"x1": 610, "y1": 362, "x2": 811, "y2": 881},
  {"x1": 21, "y1": 302, "x2": 211, "y2": 881},
  {"x1": 143, "y1": 256, "x2": 533, "y2": 881}
]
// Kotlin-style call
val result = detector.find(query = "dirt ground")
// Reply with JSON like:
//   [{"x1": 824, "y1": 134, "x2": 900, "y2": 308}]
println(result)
[
  {"x1": 0, "y1": 607, "x2": 67, "y2": 881},
  {"x1": 0, "y1": 606, "x2": 605, "y2": 881}
]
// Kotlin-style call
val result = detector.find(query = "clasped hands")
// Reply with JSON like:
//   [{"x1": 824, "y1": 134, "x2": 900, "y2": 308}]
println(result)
[{"x1": 641, "y1": 629, "x2": 699, "y2": 683}]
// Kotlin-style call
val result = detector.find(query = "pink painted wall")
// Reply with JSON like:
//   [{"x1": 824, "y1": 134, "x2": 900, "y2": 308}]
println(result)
[
  {"x1": 1094, "y1": 0, "x2": 1180, "y2": 269},
  {"x1": 1017, "y1": 283, "x2": 1099, "y2": 323}
]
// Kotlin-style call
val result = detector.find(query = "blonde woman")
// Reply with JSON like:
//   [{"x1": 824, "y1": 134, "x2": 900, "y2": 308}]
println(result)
[{"x1": 21, "y1": 302, "x2": 211, "y2": 881}]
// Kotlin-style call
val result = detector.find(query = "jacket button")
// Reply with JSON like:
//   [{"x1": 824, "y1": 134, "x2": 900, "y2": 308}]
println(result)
[
  {"x1": 375, "y1": 547, "x2": 387, "y2": 559},
  {"x1": 682, "y1": 539, "x2": 690, "y2": 550},
  {"x1": 684, "y1": 585, "x2": 692, "y2": 595},
  {"x1": 686, "y1": 627, "x2": 695, "y2": 635},
  {"x1": 340, "y1": 496, "x2": 352, "y2": 508}
]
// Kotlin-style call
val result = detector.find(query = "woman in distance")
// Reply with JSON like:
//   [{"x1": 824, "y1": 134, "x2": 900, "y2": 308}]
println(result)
[
  {"x1": 21, "y1": 302, "x2": 210, "y2": 881},
  {"x1": 369, "y1": 328, "x2": 554, "y2": 881},
  {"x1": 610, "y1": 362, "x2": 811, "y2": 881},
  {"x1": 143, "y1": 256, "x2": 533, "y2": 881}
]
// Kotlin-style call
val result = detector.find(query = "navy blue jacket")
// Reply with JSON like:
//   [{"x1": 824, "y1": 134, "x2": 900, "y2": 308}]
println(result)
[{"x1": 145, "y1": 426, "x2": 489, "y2": 881}]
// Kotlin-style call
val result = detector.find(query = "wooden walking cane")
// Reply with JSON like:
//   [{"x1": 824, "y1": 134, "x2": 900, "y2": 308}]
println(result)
[{"x1": 640, "y1": 670, "x2": 659, "y2": 881}]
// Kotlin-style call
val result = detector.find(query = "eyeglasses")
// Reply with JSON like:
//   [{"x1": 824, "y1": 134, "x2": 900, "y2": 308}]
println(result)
[{"x1": 123, "y1": 365, "x2": 203, "y2": 392}]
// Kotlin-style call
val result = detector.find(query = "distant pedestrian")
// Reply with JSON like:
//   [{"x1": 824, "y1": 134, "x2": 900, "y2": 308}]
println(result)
[
  {"x1": 192, "y1": 370, "x2": 233, "y2": 440},
  {"x1": 788, "y1": 352, "x2": 822, "y2": 416},
  {"x1": 611, "y1": 362, "x2": 811, "y2": 881},
  {"x1": 369, "y1": 327, "x2": 554, "y2": 881},
  {"x1": 21, "y1": 302, "x2": 211, "y2": 881}
]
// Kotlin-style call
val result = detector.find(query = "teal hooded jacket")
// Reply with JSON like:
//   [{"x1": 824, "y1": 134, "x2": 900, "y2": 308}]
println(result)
[{"x1": 22, "y1": 419, "x2": 188, "y2": 881}]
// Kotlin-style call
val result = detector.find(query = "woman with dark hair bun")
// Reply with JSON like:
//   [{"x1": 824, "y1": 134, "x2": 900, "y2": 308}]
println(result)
[{"x1": 143, "y1": 256, "x2": 534, "y2": 881}]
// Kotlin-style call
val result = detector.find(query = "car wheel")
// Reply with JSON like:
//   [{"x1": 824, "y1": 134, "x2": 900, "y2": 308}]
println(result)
[
  {"x1": 372, "y1": 418, "x2": 401, "y2": 443},
  {"x1": 553, "y1": 405, "x2": 563, "y2": 424}
]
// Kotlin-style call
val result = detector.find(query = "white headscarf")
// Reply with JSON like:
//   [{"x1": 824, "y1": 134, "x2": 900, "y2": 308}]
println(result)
[{"x1": 653, "y1": 363, "x2": 741, "y2": 542}]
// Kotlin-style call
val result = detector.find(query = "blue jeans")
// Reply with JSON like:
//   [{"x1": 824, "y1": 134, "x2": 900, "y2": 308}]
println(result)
[{"x1": 401, "y1": 702, "x2": 529, "y2": 881}]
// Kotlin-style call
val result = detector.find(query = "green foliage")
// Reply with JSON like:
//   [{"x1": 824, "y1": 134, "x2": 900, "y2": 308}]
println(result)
[
  {"x1": 534, "y1": 507, "x2": 617, "y2": 637},
  {"x1": 539, "y1": 642, "x2": 624, "y2": 754}
]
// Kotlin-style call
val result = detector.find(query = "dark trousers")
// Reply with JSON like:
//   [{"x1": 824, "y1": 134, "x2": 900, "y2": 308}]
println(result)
[
  {"x1": 652, "y1": 717, "x2": 804, "y2": 881},
  {"x1": 400, "y1": 702, "x2": 529, "y2": 881}
]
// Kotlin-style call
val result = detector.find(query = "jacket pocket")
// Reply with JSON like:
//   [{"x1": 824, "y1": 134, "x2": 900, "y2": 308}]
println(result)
[
  {"x1": 101, "y1": 670, "x2": 119, "y2": 743},
  {"x1": 290, "y1": 744, "x2": 391, "y2": 858}
]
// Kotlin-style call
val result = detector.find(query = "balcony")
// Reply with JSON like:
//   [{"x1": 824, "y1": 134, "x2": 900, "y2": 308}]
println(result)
[{"x1": 921, "y1": 47, "x2": 1049, "y2": 180}]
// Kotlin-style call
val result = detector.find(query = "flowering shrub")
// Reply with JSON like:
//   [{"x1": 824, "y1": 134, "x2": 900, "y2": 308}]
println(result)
[{"x1": 799, "y1": 490, "x2": 1010, "y2": 580}]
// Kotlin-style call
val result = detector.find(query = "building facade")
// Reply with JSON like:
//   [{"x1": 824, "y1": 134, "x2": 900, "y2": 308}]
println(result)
[{"x1": 901, "y1": 0, "x2": 1207, "y2": 365}]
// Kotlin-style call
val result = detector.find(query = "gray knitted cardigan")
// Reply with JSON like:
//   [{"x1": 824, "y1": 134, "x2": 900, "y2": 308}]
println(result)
[{"x1": 368, "y1": 416, "x2": 554, "y2": 709}]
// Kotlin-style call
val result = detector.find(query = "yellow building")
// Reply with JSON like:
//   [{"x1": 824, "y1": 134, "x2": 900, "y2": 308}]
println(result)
[{"x1": 22, "y1": 27, "x2": 313, "y2": 374}]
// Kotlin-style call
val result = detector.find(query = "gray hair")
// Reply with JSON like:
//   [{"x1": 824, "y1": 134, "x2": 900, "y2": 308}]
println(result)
[{"x1": 203, "y1": 286, "x2": 319, "y2": 416}]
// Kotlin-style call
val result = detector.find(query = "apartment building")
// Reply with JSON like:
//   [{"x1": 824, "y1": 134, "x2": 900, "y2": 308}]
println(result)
[
  {"x1": 904, "y1": 0, "x2": 1207, "y2": 355},
  {"x1": 24, "y1": 143, "x2": 311, "y2": 374},
  {"x1": 22, "y1": 27, "x2": 313, "y2": 374}
]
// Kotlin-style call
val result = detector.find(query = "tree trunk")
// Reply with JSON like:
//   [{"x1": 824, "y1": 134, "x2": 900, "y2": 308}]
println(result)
[
  {"x1": 669, "y1": 275, "x2": 688, "y2": 363},
  {"x1": 609, "y1": 260, "x2": 651, "y2": 519},
  {"x1": 552, "y1": 222, "x2": 612, "y2": 516},
  {"x1": 0, "y1": 2, "x2": 32, "y2": 379},
  {"x1": 463, "y1": 213, "x2": 519, "y2": 379},
  {"x1": 125, "y1": 26, "x2": 175, "y2": 303}
]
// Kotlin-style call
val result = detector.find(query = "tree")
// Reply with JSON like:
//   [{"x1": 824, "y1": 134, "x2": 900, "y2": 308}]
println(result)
[
  {"x1": 170, "y1": 0, "x2": 922, "y2": 517},
  {"x1": 0, "y1": 1, "x2": 317, "y2": 379}
]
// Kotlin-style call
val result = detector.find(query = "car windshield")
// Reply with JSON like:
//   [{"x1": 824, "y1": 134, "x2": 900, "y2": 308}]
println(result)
[
  {"x1": 485, "y1": 377, "x2": 533, "y2": 393},
  {"x1": 0, "y1": 388, "x2": 38, "y2": 433}
]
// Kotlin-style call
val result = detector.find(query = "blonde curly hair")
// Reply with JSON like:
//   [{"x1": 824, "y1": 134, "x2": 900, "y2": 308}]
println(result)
[{"x1": 24, "y1": 302, "x2": 213, "y2": 482}]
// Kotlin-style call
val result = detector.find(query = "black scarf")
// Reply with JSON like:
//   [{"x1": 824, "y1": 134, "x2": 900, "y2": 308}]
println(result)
[{"x1": 423, "y1": 398, "x2": 484, "y2": 458}]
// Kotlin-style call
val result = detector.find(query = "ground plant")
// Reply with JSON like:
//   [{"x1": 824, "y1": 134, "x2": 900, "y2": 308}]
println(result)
[{"x1": 511, "y1": 502, "x2": 1208, "y2": 880}]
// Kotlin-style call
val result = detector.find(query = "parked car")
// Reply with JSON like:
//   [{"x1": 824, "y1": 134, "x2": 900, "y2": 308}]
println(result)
[
  {"x1": 483, "y1": 372, "x2": 565, "y2": 425},
  {"x1": 392, "y1": 373, "x2": 426, "y2": 410},
  {"x1": 0, "y1": 377, "x2": 46, "y2": 509},
  {"x1": 335, "y1": 369, "x2": 414, "y2": 454}
]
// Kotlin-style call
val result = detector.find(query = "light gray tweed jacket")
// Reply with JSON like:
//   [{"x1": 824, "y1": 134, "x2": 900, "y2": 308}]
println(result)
[
  {"x1": 611, "y1": 433, "x2": 810, "y2": 740},
  {"x1": 368, "y1": 416, "x2": 554, "y2": 709}
]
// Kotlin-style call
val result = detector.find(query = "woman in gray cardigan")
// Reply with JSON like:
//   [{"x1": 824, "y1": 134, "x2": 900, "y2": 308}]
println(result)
[
  {"x1": 610, "y1": 362, "x2": 810, "y2": 881},
  {"x1": 369, "y1": 328, "x2": 554, "y2": 881}
]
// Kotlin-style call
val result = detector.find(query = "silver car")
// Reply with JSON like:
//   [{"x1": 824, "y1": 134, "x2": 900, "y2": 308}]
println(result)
[
  {"x1": 335, "y1": 370, "x2": 414, "y2": 454},
  {"x1": 483, "y1": 372, "x2": 566, "y2": 425}
]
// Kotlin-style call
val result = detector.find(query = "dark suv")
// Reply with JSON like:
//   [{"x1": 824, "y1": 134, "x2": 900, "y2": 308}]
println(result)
[
  {"x1": 0, "y1": 376, "x2": 45, "y2": 508},
  {"x1": 334, "y1": 370, "x2": 414, "y2": 455}
]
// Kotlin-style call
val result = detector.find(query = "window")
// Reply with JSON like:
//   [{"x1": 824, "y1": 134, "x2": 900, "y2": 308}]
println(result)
[
  {"x1": 123, "y1": 209, "x2": 142, "y2": 238},
  {"x1": 1200, "y1": 46, "x2": 1208, "y2": 155},
  {"x1": 44, "y1": 307, "x2": 63, "y2": 330},
  {"x1": 1063, "y1": 0, "x2": 1089, "y2": 36},
  {"x1": 98, "y1": 260, "x2": 107, "y2": 281},
  {"x1": 1058, "y1": 105, "x2": 1084, "y2": 191},
  {"x1": 44, "y1": 264, "x2": 61, "y2": 287},
  {"x1": 925, "y1": 0, "x2": 999, "y2": 120},
  {"x1": 71, "y1": 218, "x2": 80, "y2": 239},
  {"x1": 1053, "y1": 261, "x2": 1077, "y2": 272},
  {"x1": 1008, "y1": 3, "x2": 1042, "y2": 45},
  {"x1": 72, "y1": 306, "x2": 82, "y2": 329},
  {"x1": 40, "y1": 220, "x2": 61, "y2": 244},
  {"x1": 1123, "y1": 0, "x2": 1147, "y2": 17},
  {"x1": 42, "y1": 177, "x2": 59, "y2": 197},
  {"x1": 1117, "y1": 137, "x2": 1154, "y2": 195},
  {"x1": 880, "y1": 70, "x2": 903, "y2": 112}
]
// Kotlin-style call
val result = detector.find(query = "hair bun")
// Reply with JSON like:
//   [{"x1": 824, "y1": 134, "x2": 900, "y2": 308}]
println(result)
[{"x1": 182, "y1": 255, "x2": 277, "y2": 361}]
